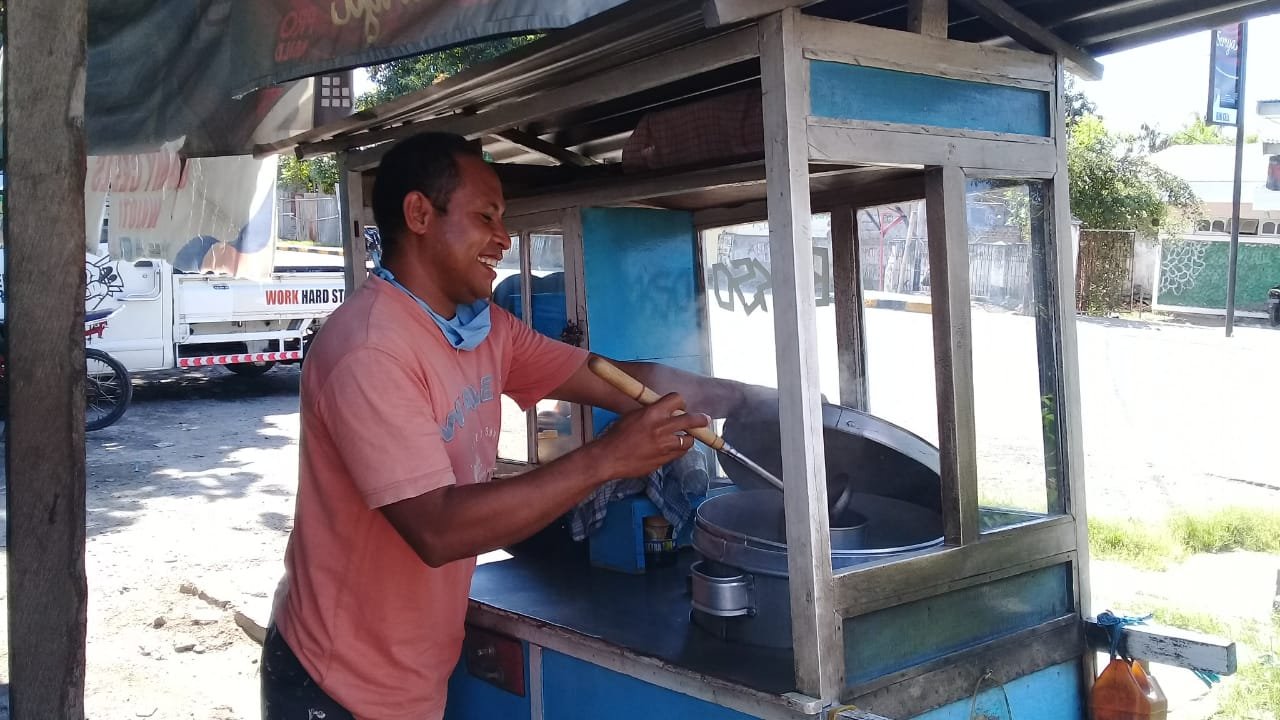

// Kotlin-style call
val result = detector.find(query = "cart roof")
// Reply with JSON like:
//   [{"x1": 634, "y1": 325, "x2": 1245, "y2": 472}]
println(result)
[
  {"x1": 246, "y1": 0, "x2": 1275, "y2": 215},
  {"x1": 265, "y1": 0, "x2": 1279, "y2": 167}
]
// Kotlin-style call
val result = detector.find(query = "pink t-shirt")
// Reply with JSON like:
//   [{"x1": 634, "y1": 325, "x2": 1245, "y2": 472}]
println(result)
[{"x1": 275, "y1": 275, "x2": 586, "y2": 720}]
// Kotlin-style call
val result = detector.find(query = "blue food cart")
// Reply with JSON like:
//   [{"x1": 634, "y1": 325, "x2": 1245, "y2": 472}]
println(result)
[{"x1": 271, "y1": 2, "x2": 1239, "y2": 717}]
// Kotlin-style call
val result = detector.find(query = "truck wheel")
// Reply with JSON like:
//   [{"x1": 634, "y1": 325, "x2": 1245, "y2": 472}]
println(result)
[
  {"x1": 86, "y1": 348, "x2": 131, "y2": 431},
  {"x1": 226, "y1": 361, "x2": 276, "y2": 377}
]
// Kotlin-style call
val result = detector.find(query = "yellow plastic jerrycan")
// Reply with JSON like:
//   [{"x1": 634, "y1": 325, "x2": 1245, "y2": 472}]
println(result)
[{"x1": 1090, "y1": 657, "x2": 1168, "y2": 720}]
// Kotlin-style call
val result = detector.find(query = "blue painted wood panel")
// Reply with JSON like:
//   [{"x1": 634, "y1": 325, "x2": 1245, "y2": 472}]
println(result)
[
  {"x1": 541, "y1": 650, "x2": 760, "y2": 720},
  {"x1": 809, "y1": 61, "x2": 1050, "y2": 137},
  {"x1": 581, "y1": 207, "x2": 710, "y2": 435},
  {"x1": 581, "y1": 207, "x2": 705, "y2": 362},
  {"x1": 445, "y1": 643, "x2": 532, "y2": 720},
  {"x1": 913, "y1": 661, "x2": 1083, "y2": 720},
  {"x1": 845, "y1": 564, "x2": 1073, "y2": 685}
]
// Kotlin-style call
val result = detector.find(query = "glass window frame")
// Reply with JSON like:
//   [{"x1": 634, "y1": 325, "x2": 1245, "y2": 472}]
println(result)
[
  {"x1": 688, "y1": 169, "x2": 1080, "y2": 633},
  {"x1": 832, "y1": 169, "x2": 1076, "y2": 594},
  {"x1": 494, "y1": 218, "x2": 589, "y2": 471}
]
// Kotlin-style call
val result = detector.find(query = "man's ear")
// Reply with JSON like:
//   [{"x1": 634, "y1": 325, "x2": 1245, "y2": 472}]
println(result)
[{"x1": 403, "y1": 191, "x2": 436, "y2": 236}]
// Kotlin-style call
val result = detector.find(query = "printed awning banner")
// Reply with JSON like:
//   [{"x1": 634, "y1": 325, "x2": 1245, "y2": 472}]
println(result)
[
  {"x1": 85, "y1": 0, "x2": 628, "y2": 155},
  {"x1": 86, "y1": 146, "x2": 280, "y2": 280}
]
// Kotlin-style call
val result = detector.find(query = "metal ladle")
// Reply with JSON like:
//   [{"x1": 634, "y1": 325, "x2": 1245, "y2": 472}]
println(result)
[{"x1": 587, "y1": 357, "x2": 785, "y2": 492}]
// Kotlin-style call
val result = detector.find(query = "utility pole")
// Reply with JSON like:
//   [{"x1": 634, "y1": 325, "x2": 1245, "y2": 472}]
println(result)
[{"x1": 1224, "y1": 23, "x2": 1249, "y2": 337}]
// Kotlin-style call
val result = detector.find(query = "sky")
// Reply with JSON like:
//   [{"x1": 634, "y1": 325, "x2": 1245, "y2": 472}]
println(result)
[
  {"x1": 352, "y1": 12, "x2": 1280, "y2": 139},
  {"x1": 1083, "y1": 12, "x2": 1280, "y2": 139}
]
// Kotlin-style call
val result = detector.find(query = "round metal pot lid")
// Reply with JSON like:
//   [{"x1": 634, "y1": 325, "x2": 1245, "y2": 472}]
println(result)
[
  {"x1": 720, "y1": 402, "x2": 941, "y2": 513},
  {"x1": 693, "y1": 489, "x2": 944, "y2": 576}
]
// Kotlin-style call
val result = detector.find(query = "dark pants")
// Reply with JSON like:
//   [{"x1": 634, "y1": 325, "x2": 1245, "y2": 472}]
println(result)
[{"x1": 261, "y1": 623, "x2": 356, "y2": 720}]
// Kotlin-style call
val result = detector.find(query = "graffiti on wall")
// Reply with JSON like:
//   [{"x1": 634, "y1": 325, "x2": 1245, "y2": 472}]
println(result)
[
  {"x1": 1158, "y1": 237, "x2": 1280, "y2": 312},
  {"x1": 1159, "y1": 239, "x2": 1209, "y2": 297},
  {"x1": 86, "y1": 255, "x2": 125, "y2": 311},
  {"x1": 709, "y1": 247, "x2": 832, "y2": 316}
]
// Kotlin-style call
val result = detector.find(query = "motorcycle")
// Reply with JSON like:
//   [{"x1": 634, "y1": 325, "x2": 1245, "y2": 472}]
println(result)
[{"x1": 0, "y1": 307, "x2": 133, "y2": 431}]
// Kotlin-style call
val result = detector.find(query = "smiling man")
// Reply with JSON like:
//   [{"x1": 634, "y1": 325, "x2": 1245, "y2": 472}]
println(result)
[{"x1": 262, "y1": 132, "x2": 768, "y2": 720}]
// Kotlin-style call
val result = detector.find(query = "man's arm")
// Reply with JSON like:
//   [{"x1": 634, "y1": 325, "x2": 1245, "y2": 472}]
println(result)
[
  {"x1": 546, "y1": 354, "x2": 777, "y2": 419},
  {"x1": 381, "y1": 393, "x2": 707, "y2": 567}
]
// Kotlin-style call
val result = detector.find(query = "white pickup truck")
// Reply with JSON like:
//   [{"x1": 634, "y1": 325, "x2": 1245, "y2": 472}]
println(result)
[{"x1": 0, "y1": 250, "x2": 346, "y2": 377}]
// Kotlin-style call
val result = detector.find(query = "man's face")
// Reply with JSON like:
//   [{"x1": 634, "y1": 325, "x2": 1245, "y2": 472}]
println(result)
[{"x1": 416, "y1": 154, "x2": 510, "y2": 307}]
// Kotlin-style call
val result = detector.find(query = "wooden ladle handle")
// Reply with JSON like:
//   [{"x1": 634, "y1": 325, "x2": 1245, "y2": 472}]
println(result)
[{"x1": 587, "y1": 356, "x2": 725, "y2": 451}]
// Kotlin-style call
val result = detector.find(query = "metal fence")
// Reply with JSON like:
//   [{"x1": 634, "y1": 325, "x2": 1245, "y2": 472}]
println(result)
[
  {"x1": 859, "y1": 238, "x2": 929, "y2": 295},
  {"x1": 278, "y1": 194, "x2": 341, "y2": 246},
  {"x1": 969, "y1": 242, "x2": 1032, "y2": 307},
  {"x1": 858, "y1": 237, "x2": 1035, "y2": 309},
  {"x1": 1075, "y1": 229, "x2": 1137, "y2": 315}
]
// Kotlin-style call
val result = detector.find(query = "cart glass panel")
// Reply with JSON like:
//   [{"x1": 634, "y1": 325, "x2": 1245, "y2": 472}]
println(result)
[
  {"x1": 495, "y1": 233, "x2": 530, "y2": 463},
  {"x1": 858, "y1": 202, "x2": 939, "y2": 446},
  {"x1": 701, "y1": 217, "x2": 839, "y2": 379},
  {"x1": 700, "y1": 215, "x2": 839, "y2": 475},
  {"x1": 493, "y1": 230, "x2": 580, "y2": 465},
  {"x1": 528, "y1": 232, "x2": 579, "y2": 463},
  {"x1": 964, "y1": 179, "x2": 1064, "y2": 530}
]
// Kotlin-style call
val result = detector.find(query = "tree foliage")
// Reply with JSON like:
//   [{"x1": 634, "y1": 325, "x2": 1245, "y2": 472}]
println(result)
[
  {"x1": 1169, "y1": 116, "x2": 1234, "y2": 146},
  {"x1": 1064, "y1": 74, "x2": 1098, "y2": 131},
  {"x1": 1068, "y1": 115, "x2": 1201, "y2": 236},
  {"x1": 357, "y1": 36, "x2": 539, "y2": 110},
  {"x1": 278, "y1": 154, "x2": 339, "y2": 195},
  {"x1": 1123, "y1": 116, "x2": 1258, "y2": 155},
  {"x1": 275, "y1": 37, "x2": 536, "y2": 196}
]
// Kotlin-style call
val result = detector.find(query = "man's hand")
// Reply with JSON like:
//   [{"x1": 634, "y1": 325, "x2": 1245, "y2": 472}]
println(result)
[
  {"x1": 592, "y1": 392, "x2": 710, "y2": 480},
  {"x1": 381, "y1": 392, "x2": 709, "y2": 568}
]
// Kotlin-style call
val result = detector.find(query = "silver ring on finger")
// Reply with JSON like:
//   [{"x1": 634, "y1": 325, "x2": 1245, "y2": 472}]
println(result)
[{"x1": 678, "y1": 434, "x2": 687, "y2": 449}]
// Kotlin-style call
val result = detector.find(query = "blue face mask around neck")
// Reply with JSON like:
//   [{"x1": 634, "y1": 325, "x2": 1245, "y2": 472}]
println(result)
[{"x1": 372, "y1": 266, "x2": 492, "y2": 351}]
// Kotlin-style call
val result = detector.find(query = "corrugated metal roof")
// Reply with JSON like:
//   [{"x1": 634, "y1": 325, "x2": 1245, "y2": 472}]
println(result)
[
  {"x1": 275, "y1": 0, "x2": 1280, "y2": 164},
  {"x1": 812, "y1": 0, "x2": 1280, "y2": 57}
]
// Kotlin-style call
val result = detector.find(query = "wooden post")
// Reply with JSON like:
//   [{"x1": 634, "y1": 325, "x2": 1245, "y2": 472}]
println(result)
[
  {"x1": 1049, "y1": 57, "x2": 1095, "y2": 689},
  {"x1": 831, "y1": 205, "x2": 869, "y2": 410},
  {"x1": 924, "y1": 165, "x2": 980, "y2": 546},
  {"x1": 760, "y1": 8, "x2": 844, "y2": 701},
  {"x1": 908, "y1": 0, "x2": 949, "y2": 38},
  {"x1": 4, "y1": 2, "x2": 91, "y2": 718},
  {"x1": 337, "y1": 152, "x2": 368, "y2": 295}
]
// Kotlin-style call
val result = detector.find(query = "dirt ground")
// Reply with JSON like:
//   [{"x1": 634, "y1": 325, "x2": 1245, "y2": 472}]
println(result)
[{"x1": 0, "y1": 366, "x2": 304, "y2": 720}]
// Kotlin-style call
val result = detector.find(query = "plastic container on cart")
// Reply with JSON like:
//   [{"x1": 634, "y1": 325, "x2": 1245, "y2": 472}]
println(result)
[{"x1": 1089, "y1": 657, "x2": 1168, "y2": 720}]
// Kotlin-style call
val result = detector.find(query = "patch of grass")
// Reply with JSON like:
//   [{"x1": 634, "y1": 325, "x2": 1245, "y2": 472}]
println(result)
[
  {"x1": 1171, "y1": 508, "x2": 1280, "y2": 555},
  {"x1": 1215, "y1": 655, "x2": 1280, "y2": 719},
  {"x1": 1234, "y1": 618, "x2": 1269, "y2": 651},
  {"x1": 1145, "y1": 605, "x2": 1232, "y2": 638},
  {"x1": 1088, "y1": 517, "x2": 1181, "y2": 570},
  {"x1": 1089, "y1": 507, "x2": 1280, "y2": 571},
  {"x1": 1211, "y1": 613, "x2": 1279, "y2": 719},
  {"x1": 1116, "y1": 600, "x2": 1236, "y2": 641}
]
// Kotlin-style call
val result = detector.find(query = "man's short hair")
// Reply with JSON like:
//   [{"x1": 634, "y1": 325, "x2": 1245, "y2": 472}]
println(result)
[{"x1": 370, "y1": 132, "x2": 483, "y2": 262}]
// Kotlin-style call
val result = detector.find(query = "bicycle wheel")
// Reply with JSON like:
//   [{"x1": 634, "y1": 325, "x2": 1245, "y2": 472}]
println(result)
[{"x1": 85, "y1": 348, "x2": 132, "y2": 431}]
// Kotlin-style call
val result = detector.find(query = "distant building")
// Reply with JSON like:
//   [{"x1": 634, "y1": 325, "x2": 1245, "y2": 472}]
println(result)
[{"x1": 1147, "y1": 144, "x2": 1280, "y2": 316}]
